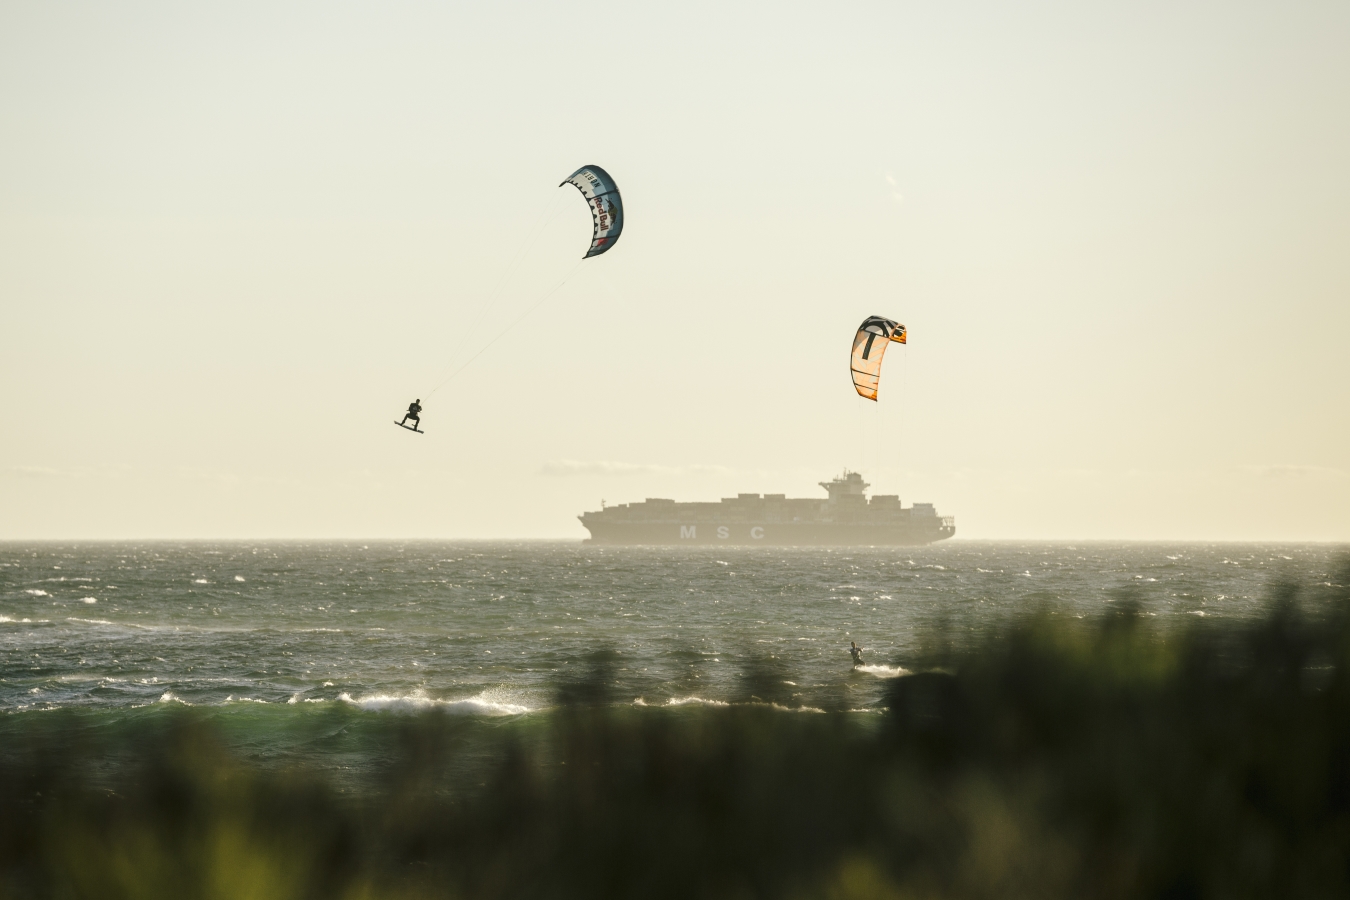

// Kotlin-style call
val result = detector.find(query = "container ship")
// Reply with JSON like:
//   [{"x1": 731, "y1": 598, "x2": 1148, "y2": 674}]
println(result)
[{"x1": 578, "y1": 471, "x2": 954, "y2": 546}]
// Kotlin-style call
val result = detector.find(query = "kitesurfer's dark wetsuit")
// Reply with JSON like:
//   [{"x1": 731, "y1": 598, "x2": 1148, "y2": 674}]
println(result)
[
  {"x1": 849, "y1": 642, "x2": 864, "y2": 666},
  {"x1": 401, "y1": 401, "x2": 422, "y2": 428}
]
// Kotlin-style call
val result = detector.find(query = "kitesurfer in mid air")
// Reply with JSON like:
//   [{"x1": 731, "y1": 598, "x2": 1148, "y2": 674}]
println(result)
[
  {"x1": 849, "y1": 641, "x2": 864, "y2": 667},
  {"x1": 400, "y1": 399, "x2": 422, "y2": 429}
]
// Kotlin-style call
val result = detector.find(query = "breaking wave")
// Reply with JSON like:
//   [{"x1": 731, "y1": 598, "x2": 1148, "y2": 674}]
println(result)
[
  {"x1": 652, "y1": 696, "x2": 730, "y2": 708},
  {"x1": 338, "y1": 690, "x2": 533, "y2": 717},
  {"x1": 855, "y1": 664, "x2": 909, "y2": 679},
  {"x1": 635, "y1": 696, "x2": 824, "y2": 713}
]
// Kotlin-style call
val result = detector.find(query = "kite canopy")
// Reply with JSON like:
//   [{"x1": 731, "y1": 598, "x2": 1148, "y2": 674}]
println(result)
[
  {"x1": 561, "y1": 165, "x2": 624, "y2": 258},
  {"x1": 850, "y1": 316, "x2": 907, "y2": 401}
]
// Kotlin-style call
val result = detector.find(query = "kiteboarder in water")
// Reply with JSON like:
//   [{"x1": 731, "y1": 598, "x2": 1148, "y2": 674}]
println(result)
[
  {"x1": 849, "y1": 641, "x2": 864, "y2": 667},
  {"x1": 400, "y1": 399, "x2": 422, "y2": 430}
]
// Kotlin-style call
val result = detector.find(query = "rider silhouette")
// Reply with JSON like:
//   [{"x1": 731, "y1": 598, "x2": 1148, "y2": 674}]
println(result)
[{"x1": 400, "y1": 399, "x2": 422, "y2": 429}]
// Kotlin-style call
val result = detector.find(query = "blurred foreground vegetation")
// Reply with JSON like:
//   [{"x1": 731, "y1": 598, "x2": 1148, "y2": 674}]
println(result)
[{"x1": 4, "y1": 564, "x2": 1350, "y2": 900}]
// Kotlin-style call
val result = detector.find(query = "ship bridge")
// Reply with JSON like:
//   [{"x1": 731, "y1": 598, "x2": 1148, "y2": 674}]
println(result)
[{"x1": 820, "y1": 471, "x2": 869, "y2": 505}]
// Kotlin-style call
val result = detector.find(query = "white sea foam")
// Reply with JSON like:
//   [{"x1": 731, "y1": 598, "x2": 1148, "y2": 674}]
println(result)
[
  {"x1": 234, "y1": 575, "x2": 246, "y2": 582},
  {"x1": 657, "y1": 697, "x2": 823, "y2": 713},
  {"x1": 80, "y1": 597, "x2": 97, "y2": 604},
  {"x1": 339, "y1": 690, "x2": 532, "y2": 716},
  {"x1": 856, "y1": 664, "x2": 909, "y2": 679},
  {"x1": 24, "y1": 589, "x2": 48, "y2": 596},
  {"x1": 158, "y1": 691, "x2": 189, "y2": 705},
  {"x1": 0, "y1": 616, "x2": 13, "y2": 624},
  {"x1": 661, "y1": 696, "x2": 730, "y2": 708}
]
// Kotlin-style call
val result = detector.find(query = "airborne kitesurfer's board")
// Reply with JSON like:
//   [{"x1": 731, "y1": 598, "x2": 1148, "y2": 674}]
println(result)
[{"x1": 394, "y1": 421, "x2": 424, "y2": 434}]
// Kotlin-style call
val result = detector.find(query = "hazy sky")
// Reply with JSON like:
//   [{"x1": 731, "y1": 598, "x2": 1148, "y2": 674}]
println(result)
[{"x1": 2, "y1": 1, "x2": 1347, "y2": 541}]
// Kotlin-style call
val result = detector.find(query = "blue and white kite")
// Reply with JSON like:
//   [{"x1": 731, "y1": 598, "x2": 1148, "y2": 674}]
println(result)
[{"x1": 561, "y1": 165, "x2": 624, "y2": 258}]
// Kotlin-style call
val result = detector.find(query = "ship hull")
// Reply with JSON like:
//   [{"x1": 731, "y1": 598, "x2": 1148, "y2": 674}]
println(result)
[{"x1": 581, "y1": 521, "x2": 954, "y2": 546}]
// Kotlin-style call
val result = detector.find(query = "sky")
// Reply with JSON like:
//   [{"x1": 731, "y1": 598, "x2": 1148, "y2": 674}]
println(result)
[{"x1": 1, "y1": 0, "x2": 1348, "y2": 541}]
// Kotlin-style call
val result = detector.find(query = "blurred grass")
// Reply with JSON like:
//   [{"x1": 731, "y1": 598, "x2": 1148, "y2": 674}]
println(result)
[{"x1": 3, "y1": 562, "x2": 1349, "y2": 899}]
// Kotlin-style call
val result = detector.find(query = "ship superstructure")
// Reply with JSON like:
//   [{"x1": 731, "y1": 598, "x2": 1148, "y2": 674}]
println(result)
[{"x1": 578, "y1": 472, "x2": 954, "y2": 546}]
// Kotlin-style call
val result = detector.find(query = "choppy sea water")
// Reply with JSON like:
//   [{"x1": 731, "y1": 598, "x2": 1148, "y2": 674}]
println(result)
[{"x1": 2, "y1": 541, "x2": 1343, "y2": 720}]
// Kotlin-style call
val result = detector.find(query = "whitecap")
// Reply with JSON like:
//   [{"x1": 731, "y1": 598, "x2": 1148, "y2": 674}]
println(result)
[
  {"x1": 234, "y1": 576, "x2": 246, "y2": 582},
  {"x1": 662, "y1": 696, "x2": 730, "y2": 708},
  {"x1": 855, "y1": 664, "x2": 909, "y2": 679},
  {"x1": 339, "y1": 690, "x2": 532, "y2": 716},
  {"x1": 80, "y1": 597, "x2": 97, "y2": 604},
  {"x1": 192, "y1": 579, "x2": 209, "y2": 585},
  {"x1": 24, "y1": 589, "x2": 48, "y2": 597},
  {"x1": 158, "y1": 691, "x2": 190, "y2": 705}
]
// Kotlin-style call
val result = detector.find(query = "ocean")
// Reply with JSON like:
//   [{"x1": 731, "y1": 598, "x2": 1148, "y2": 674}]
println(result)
[{"x1": 1, "y1": 541, "x2": 1344, "y2": 778}]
